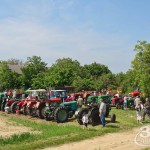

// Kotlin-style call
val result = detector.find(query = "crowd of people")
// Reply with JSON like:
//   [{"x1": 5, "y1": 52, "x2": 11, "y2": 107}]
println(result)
[{"x1": 80, "y1": 94, "x2": 150, "y2": 129}]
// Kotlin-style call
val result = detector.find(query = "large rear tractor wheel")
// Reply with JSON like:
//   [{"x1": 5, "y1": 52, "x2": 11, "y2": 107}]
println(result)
[
  {"x1": 54, "y1": 107, "x2": 68, "y2": 123},
  {"x1": 10, "y1": 101, "x2": 18, "y2": 113},
  {"x1": 22, "y1": 105, "x2": 28, "y2": 115},
  {"x1": 76, "y1": 108, "x2": 89, "y2": 125},
  {"x1": 89, "y1": 109, "x2": 100, "y2": 126},
  {"x1": 37, "y1": 104, "x2": 46, "y2": 119}
]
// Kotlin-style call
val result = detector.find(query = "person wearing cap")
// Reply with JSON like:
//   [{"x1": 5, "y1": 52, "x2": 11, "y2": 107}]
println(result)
[{"x1": 99, "y1": 98, "x2": 106, "y2": 128}]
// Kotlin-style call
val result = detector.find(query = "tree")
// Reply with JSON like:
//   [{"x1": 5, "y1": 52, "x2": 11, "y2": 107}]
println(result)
[
  {"x1": 7, "y1": 58, "x2": 24, "y2": 65},
  {"x1": 82, "y1": 62, "x2": 111, "y2": 80},
  {"x1": 132, "y1": 41, "x2": 150, "y2": 96},
  {"x1": 21, "y1": 56, "x2": 47, "y2": 89},
  {"x1": 47, "y1": 58, "x2": 81, "y2": 87},
  {"x1": 0, "y1": 63, "x2": 21, "y2": 90},
  {"x1": 31, "y1": 72, "x2": 48, "y2": 89}
]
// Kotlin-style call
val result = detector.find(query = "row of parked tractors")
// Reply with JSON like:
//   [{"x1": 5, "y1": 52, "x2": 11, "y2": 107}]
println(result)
[{"x1": 0, "y1": 89, "x2": 116, "y2": 126}]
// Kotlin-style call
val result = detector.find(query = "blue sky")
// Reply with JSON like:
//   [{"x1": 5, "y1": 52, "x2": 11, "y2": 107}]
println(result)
[{"x1": 0, "y1": 0, "x2": 149, "y2": 73}]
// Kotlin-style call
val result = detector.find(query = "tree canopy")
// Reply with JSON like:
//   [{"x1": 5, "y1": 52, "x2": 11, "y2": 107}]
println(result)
[{"x1": 0, "y1": 41, "x2": 150, "y2": 96}]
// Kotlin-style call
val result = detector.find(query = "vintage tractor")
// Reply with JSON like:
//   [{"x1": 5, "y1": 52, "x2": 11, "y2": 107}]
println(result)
[
  {"x1": 75, "y1": 95, "x2": 116, "y2": 126},
  {"x1": 44, "y1": 100, "x2": 78, "y2": 123},
  {"x1": 111, "y1": 96, "x2": 123, "y2": 107},
  {"x1": 21, "y1": 89, "x2": 48, "y2": 118},
  {"x1": 0, "y1": 93, "x2": 4, "y2": 111},
  {"x1": 4, "y1": 98, "x2": 20, "y2": 113},
  {"x1": 127, "y1": 97, "x2": 135, "y2": 110},
  {"x1": 35, "y1": 90, "x2": 67, "y2": 119}
]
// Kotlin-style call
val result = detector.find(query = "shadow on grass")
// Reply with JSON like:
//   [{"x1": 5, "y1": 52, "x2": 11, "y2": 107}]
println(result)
[
  {"x1": 142, "y1": 120, "x2": 150, "y2": 124},
  {"x1": 105, "y1": 124, "x2": 120, "y2": 128},
  {"x1": 106, "y1": 120, "x2": 120, "y2": 123}
]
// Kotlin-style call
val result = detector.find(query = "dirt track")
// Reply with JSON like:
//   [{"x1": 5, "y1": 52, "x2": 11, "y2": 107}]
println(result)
[
  {"x1": 0, "y1": 113, "x2": 37, "y2": 137},
  {"x1": 43, "y1": 128, "x2": 149, "y2": 150}
]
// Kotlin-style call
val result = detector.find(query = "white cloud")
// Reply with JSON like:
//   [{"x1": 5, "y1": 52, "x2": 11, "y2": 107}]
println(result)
[{"x1": 0, "y1": 18, "x2": 135, "y2": 73}]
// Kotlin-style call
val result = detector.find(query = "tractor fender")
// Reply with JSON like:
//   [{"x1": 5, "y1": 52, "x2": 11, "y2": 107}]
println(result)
[{"x1": 88, "y1": 107, "x2": 99, "y2": 117}]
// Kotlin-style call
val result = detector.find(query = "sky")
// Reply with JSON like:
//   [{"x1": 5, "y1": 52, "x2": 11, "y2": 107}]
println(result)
[{"x1": 0, "y1": 0, "x2": 150, "y2": 73}]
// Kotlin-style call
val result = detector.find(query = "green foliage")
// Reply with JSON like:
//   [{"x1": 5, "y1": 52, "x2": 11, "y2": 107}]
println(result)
[
  {"x1": 0, "y1": 63, "x2": 21, "y2": 90},
  {"x1": 82, "y1": 62, "x2": 111, "y2": 79},
  {"x1": 46, "y1": 58, "x2": 81, "y2": 87},
  {"x1": 31, "y1": 72, "x2": 47, "y2": 89},
  {"x1": 6, "y1": 58, "x2": 24, "y2": 65},
  {"x1": 132, "y1": 41, "x2": 150, "y2": 96},
  {"x1": 21, "y1": 56, "x2": 47, "y2": 89}
]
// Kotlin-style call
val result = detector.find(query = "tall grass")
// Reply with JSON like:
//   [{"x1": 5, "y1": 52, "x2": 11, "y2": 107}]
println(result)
[{"x1": 0, "y1": 108, "x2": 145, "y2": 150}]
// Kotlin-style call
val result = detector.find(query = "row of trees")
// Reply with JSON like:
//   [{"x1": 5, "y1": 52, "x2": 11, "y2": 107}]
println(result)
[{"x1": 0, "y1": 41, "x2": 150, "y2": 96}]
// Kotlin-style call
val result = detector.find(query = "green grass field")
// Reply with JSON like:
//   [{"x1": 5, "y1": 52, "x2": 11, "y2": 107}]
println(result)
[{"x1": 0, "y1": 108, "x2": 148, "y2": 150}]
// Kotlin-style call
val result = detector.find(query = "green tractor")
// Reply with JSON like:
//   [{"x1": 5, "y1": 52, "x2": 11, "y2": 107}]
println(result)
[
  {"x1": 75, "y1": 95, "x2": 116, "y2": 126},
  {"x1": 44, "y1": 100, "x2": 78, "y2": 123},
  {"x1": 127, "y1": 97, "x2": 135, "y2": 110}
]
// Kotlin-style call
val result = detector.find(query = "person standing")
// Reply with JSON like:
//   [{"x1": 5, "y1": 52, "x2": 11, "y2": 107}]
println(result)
[
  {"x1": 82, "y1": 113, "x2": 88, "y2": 129},
  {"x1": 123, "y1": 95, "x2": 128, "y2": 110},
  {"x1": 12, "y1": 90, "x2": 17, "y2": 99},
  {"x1": 134, "y1": 96, "x2": 140, "y2": 106},
  {"x1": 143, "y1": 98, "x2": 150, "y2": 121},
  {"x1": 99, "y1": 99, "x2": 106, "y2": 128},
  {"x1": 77, "y1": 95, "x2": 83, "y2": 108},
  {"x1": 135, "y1": 100, "x2": 143, "y2": 124}
]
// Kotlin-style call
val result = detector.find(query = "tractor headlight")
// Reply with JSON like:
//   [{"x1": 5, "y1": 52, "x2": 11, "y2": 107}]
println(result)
[
  {"x1": 75, "y1": 110, "x2": 79, "y2": 116},
  {"x1": 46, "y1": 103, "x2": 49, "y2": 107}
]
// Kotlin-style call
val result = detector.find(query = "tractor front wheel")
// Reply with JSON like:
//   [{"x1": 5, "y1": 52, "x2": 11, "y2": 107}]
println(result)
[{"x1": 54, "y1": 107, "x2": 68, "y2": 123}]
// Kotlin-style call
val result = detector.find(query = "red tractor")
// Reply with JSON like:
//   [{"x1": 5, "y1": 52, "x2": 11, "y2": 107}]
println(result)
[
  {"x1": 111, "y1": 96, "x2": 123, "y2": 107},
  {"x1": 21, "y1": 89, "x2": 67, "y2": 119}
]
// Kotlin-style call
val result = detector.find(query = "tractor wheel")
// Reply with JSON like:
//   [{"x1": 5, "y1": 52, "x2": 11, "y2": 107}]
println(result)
[
  {"x1": 89, "y1": 109, "x2": 100, "y2": 126},
  {"x1": 116, "y1": 103, "x2": 119, "y2": 109},
  {"x1": 10, "y1": 101, "x2": 18, "y2": 113},
  {"x1": 77, "y1": 108, "x2": 89, "y2": 125},
  {"x1": 0, "y1": 104, "x2": 1, "y2": 111},
  {"x1": 54, "y1": 107, "x2": 68, "y2": 123},
  {"x1": 29, "y1": 105, "x2": 37, "y2": 117},
  {"x1": 44, "y1": 113, "x2": 52, "y2": 121},
  {"x1": 22, "y1": 105, "x2": 28, "y2": 115},
  {"x1": 1, "y1": 103, "x2": 5, "y2": 112},
  {"x1": 4, "y1": 103, "x2": 10, "y2": 113},
  {"x1": 37, "y1": 104, "x2": 46, "y2": 119},
  {"x1": 110, "y1": 114, "x2": 116, "y2": 123}
]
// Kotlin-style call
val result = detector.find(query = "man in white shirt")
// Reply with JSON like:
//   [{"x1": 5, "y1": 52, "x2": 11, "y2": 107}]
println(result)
[{"x1": 99, "y1": 99, "x2": 106, "y2": 128}]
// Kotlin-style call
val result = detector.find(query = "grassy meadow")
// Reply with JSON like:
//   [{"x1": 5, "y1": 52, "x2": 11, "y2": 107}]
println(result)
[{"x1": 0, "y1": 108, "x2": 148, "y2": 150}]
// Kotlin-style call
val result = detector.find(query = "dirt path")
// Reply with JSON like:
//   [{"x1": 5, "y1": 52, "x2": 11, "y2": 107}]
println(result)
[
  {"x1": 43, "y1": 128, "x2": 149, "y2": 150},
  {"x1": 0, "y1": 113, "x2": 38, "y2": 137}
]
